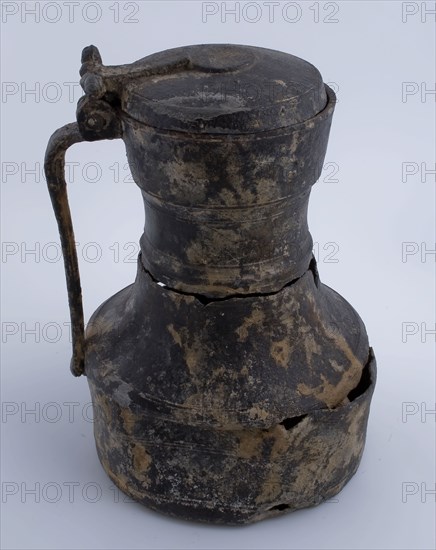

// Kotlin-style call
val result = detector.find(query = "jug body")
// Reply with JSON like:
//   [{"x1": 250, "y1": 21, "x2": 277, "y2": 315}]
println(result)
[{"x1": 85, "y1": 259, "x2": 375, "y2": 523}]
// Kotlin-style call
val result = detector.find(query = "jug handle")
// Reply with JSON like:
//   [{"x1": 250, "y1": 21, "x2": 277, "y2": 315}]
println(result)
[
  {"x1": 45, "y1": 44, "x2": 178, "y2": 377},
  {"x1": 45, "y1": 122, "x2": 88, "y2": 376}
]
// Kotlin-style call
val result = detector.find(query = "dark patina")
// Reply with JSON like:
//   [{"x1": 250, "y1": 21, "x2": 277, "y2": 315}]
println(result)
[{"x1": 45, "y1": 44, "x2": 376, "y2": 524}]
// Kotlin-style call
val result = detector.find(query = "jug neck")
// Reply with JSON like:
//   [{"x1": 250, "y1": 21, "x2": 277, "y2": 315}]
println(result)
[
  {"x1": 139, "y1": 188, "x2": 313, "y2": 298},
  {"x1": 122, "y1": 91, "x2": 335, "y2": 298}
]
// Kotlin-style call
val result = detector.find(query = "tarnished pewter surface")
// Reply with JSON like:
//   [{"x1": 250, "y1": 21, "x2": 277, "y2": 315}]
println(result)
[{"x1": 85, "y1": 260, "x2": 375, "y2": 524}]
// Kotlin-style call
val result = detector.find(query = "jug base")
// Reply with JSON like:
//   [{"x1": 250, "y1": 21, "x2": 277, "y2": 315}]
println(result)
[{"x1": 87, "y1": 351, "x2": 375, "y2": 525}]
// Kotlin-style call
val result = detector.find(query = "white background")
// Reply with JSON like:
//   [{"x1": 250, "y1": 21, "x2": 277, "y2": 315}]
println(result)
[{"x1": 1, "y1": 1, "x2": 435, "y2": 549}]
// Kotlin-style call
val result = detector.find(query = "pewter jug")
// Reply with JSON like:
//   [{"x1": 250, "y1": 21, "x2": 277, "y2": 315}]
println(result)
[{"x1": 45, "y1": 44, "x2": 376, "y2": 524}]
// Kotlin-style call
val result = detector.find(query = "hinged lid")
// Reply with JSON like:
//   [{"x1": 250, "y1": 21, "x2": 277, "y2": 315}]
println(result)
[{"x1": 79, "y1": 44, "x2": 328, "y2": 134}]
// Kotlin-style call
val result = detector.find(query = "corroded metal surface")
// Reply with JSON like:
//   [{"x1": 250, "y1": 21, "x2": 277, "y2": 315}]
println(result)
[{"x1": 45, "y1": 44, "x2": 376, "y2": 524}]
